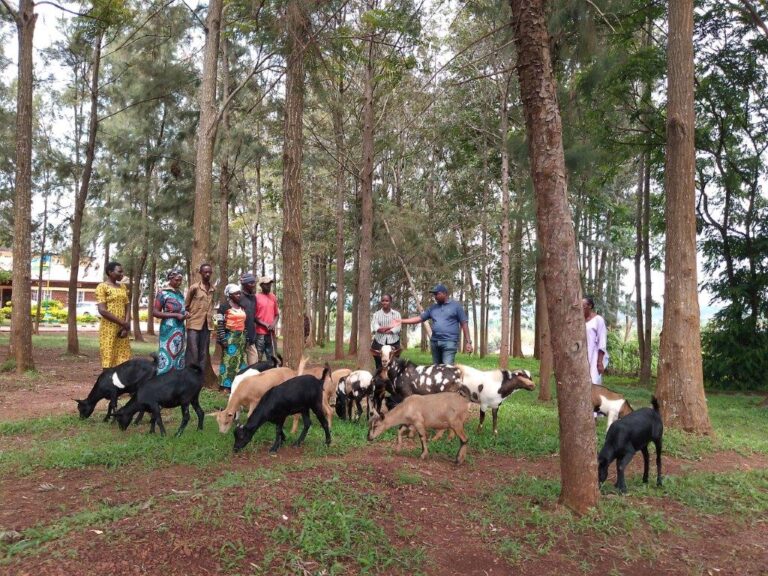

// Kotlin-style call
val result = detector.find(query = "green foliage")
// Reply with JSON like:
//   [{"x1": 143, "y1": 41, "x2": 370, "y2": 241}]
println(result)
[
  {"x1": 605, "y1": 330, "x2": 659, "y2": 377},
  {"x1": 702, "y1": 312, "x2": 768, "y2": 391}
]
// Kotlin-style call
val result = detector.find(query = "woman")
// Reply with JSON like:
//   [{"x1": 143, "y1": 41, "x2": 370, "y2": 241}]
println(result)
[
  {"x1": 370, "y1": 293, "x2": 402, "y2": 370},
  {"x1": 216, "y1": 283, "x2": 248, "y2": 392},
  {"x1": 96, "y1": 261, "x2": 131, "y2": 369},
  {"x1": 583, "y1": 296, "x2": 609, "y2": 384},
  {"x1": 153, "y1": 270, "x2": 189, "y2": 374}
]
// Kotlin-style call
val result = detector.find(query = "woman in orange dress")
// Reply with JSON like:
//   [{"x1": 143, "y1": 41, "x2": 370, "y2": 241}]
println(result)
[{"x1": 96, "y1": 261, "x2": 131, "y2": 368}]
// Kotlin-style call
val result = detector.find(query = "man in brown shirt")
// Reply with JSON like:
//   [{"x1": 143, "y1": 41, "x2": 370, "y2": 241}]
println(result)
[{"x1": 185, "y1": 263, "x2": 215, "y2": 369}]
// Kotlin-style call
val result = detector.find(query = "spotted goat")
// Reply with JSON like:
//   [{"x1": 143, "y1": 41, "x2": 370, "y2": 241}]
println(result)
[
  {"x1": 383, "y1": 358, "x2": 464, "y2": 401},
  {"x1": 335, "y1": 370, "x2": 374, "y2": 420},
  {"x1": 455, "y1": 365, "x2": 536, "y2": 435}
]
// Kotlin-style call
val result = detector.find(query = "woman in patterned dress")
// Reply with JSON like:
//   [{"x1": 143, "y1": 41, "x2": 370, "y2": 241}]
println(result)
[
  {"x1": 96, "y1": 261, "x2": 131, "y2": 369},
  {"x1": 153, "y1": 270, "x2": 190, "y2": 374},
  {"x1": 216, "y1": 283, "x2": 247, "y2": 392}
]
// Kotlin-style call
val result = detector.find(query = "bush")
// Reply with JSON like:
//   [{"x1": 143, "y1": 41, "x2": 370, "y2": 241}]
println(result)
[
  {"x1": 605, "y1": 330, "x2": 659, "y2": 377},
  {"x1": 702, "y1": 314, "x2": 768, "y2": 391}
]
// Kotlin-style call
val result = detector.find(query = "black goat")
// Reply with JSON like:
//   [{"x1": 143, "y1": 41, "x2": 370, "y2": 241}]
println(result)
[
  {"x1": 113, "y1": 364, "x2": 205, "y2": 436},
  {"x1": 233, "y1": 365, "x2": 332, "y2": 453},
  {"x1": 236, "y1": 354, "x2": 283, "y2": 376},
  {"x1": 76, "y1": 355, "x2": 158, "y2": 421},
  {"x1": 598, "y1": 397, "x2": 663, "y2": 493}
]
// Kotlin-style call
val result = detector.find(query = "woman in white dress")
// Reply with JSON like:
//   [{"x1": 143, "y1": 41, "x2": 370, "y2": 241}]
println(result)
[{"x1": 583, "y1": 296, "x2": 608, "y2": 384}]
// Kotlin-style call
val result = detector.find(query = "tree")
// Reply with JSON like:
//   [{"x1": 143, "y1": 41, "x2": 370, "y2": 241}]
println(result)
[
  {"x1": 3, "y1": 0, "x2": 37, "y2": 373},
  {"x1": 510, "y1": 0, "x2": 599, "y2": 514},
  {"x1": 190, "y1": 0, "x2": 224, "y2": 276},
  {"x1": 655, "y1": 0, "x2": 712, "y2": 433},
  {"x1": 281, "y1": 0, "x2": 310, "y2": 370}
]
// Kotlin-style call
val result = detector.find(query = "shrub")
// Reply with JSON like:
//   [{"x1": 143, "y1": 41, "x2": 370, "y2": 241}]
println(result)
[
  {"x1": 702, "y1": 314, "x2": 768, "y2": 391},
  {"x1": 605, "y1": 330, "x2": 659, "y2": 377}
]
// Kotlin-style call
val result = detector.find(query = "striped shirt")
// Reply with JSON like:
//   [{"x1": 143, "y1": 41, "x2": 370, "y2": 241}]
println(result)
[{"x1": 371, "y1": 308, "x2": 402, "y2": 345}]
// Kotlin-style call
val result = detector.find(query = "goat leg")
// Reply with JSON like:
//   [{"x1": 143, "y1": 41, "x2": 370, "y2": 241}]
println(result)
[
  {"x1": 175, "y1": 404, "x2": 190, "y2": 437},
  {"x1": 293, "y1": 411, "x2": 312, "y2": 447},
  {"x1": 416, "y1": 424, "x2": 429, "y2": 460},
  {"x1": 270, "y1": 423, "x2": 285, "y2": 453},
  {"x1": 492, "y1": 408, "x2": 499, "y2": 435},
  {"x1": 641, "y1": 445, "x2": 650, "y2": 484},
  {"x1": 454, "y1": 426, "x2": 469, "y2": 465},
  {"x1": 150, "y1": 405, "x2": 166, "y2": 436},
  {"x1": 192, "y1": 397, "x2": 205, "y2": 431},
  {"x1": 312, "y1": 405, "x2": 332, "y2": 446},
  {"x1": 615, "y1": 451, "x2": 635, "y2": 494},
  {"x1": 655, "y1": 438, "x2": 663, "y2": 487},
  {"x1": 477, "y1": 409, "x2": 486, "y2": 433}
]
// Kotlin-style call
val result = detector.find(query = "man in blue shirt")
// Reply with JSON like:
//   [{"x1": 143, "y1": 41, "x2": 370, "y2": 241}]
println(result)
[{"x1": 396, "y1": 283, "x2": 473, "y2": 365}]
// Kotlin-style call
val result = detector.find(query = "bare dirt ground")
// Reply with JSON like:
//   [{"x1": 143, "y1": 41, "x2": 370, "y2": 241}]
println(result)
[{"x1": 1, "y1": 341, "x2": 768, "y2": 575}]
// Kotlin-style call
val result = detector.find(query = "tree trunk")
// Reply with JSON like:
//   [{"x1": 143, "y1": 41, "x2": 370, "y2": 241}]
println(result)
[
  {"x1": 280, "y1": 0, "x2": 309, "y2": 370},
  {"x1": 641, "y1": 157, "x2": 653, "y2": 384},
  {"x1": 511, "y1": 209, "x2": 524, "y2": 357},
  {"x1": 9, "y1": 0, "x2": 37, "y2": 373},
  {"x1": 332, "y1": 104, "x2": 346, "y2": 359},
  {"x1": 190, "y1": 0, "x2": 223, "y2": 276},
  {"x1": 34, "y1": 192, "x2": 48, "y2": 335},
  {"x1": 356, "y1": 32, "x2": 375, "y2": 371},
  {"x1": 146, "y1": 255, "x2": 156, "y2": 336},
  {"x1": 318, "y1": 255, "x2": 328, "y2": 347},
  {"x1": 634, "y1": 152, "x2": 646, "y2": 378},
  {"x1": 480, "y1": 146, "x2": 489, "y2": 358},
  {"x1": 510, "y1": 0, "x2": 599, "y2": 514},
  {"x1": 131, "y1": 254, "x2": 146, "y2": 342},
  {"x1": 498, "y1": 80, "x2": 512, "y2": 369},
  {"x1": 66, "y1": 32, "x2": 102, "y2": 354},
  {"x1": 656, "y1": 0, "x2": 712, "y2": 434},
  {"x1": 536, "y1": 252, "x2": 553, "y2": 401}
]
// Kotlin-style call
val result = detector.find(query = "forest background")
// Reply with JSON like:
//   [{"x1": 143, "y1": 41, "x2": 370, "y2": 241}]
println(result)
[{"x1": 0, "y1": 0, "x2": 766, "y2": 393}]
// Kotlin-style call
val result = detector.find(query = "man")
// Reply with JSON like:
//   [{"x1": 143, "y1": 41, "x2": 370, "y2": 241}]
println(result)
[
  {"x1": 254, "y1": 276, "x2": 280, "y2": 361},
  {"x1": 239, "y1": 272, "x2": 259, "y2": 365},
  {"x1": 370, "y1": 294, "x2": 401, "y2": 370},
  {"x1": 184, "y1": 263, "x2": 215, "y2": 370},
  {"x1": 397, "y1": 283, "x2": 472, "y2": 365}
]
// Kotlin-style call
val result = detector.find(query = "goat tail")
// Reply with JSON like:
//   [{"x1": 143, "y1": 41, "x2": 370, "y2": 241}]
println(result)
[
  {"x1": 321, "y1": 363, "x2": 332, "y2": 382},
  {"x1": 297, "y1": 355, "x2": 309, "y2": 375},
  {"x1": 651, "y1": 396, "x2": 660, "y2": 412},
  {"x1": 149, "y1": 352, "x2": 159, "y2": 365}
]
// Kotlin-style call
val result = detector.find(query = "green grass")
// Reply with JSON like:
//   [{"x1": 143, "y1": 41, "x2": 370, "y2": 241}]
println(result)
[
  {"x1": 661, "y1": 469, "x2": 768, "y2": 517},
  {"x1": 0, "y1": 502, "x2": 142, "y2": 562},
  {"x1": 257, "y1": 474, "x2": 426, "y2": 575}
]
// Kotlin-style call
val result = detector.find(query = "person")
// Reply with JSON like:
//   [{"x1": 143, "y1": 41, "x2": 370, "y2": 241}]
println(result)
[
  {"x1": 153, "y1": 270, "x2": 189, "y2": 374},
  {"x1": 396, "y1": 283, "x2": 472, "y2": 365},
  {"x1": 583, "y1": 295, "x2": 609, "y2": 385},
  {"x1": 370, "y1": 294, "x2": 401, "y2": 370},
  {"x1": 254, "y1": 276, "x2": 280, "y2": 361},
  {"x1": 239, "y1": 272, "x2": 259, "y2": 365},
  {"x1": 185, "y1": 263, "x2": 215, "y2": 370},
  {"x1": 216, "y1": 283, "x2": 248, "y2": 392},
  {"x1": 95, "y1": 261, "x2": 131, "y2": 369}
]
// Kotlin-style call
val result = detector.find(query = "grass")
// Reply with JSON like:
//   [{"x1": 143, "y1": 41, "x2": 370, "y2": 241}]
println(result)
[{"x1": 258, "y1": 474, "x2": 426, "y2": 575}]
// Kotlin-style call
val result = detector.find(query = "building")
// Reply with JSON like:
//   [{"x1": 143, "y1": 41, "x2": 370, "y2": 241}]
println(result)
[{"x1": 0, "y1": 248, "x2": 104, "y2": 307}]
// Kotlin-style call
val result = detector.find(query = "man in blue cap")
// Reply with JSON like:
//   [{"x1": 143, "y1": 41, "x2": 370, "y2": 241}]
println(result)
[{"x1": 396, "y1": 283, "x2": 473, "y2": 365}]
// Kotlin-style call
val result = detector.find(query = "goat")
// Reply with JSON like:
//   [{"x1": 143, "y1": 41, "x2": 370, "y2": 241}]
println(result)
[
  {"x1": 233, "y1": 365, "x2": 333, "y2": 453},
  {"x1": 76, "y1": 355, "x2": 158, "y2": 421},
  {"x1": 285, "y1": 364, "x2": 349, "y2": 432},
  {"x1": 335, "y1": 370, "x2": 374, "y2": 421},
  {"x1": 113, "y1": 364, "x2": 205, "y2": 437},
  {"x1": 598, "y1": 397, "x2": 663, "y2": 494},
  {"x1": 230, "y1": 354, "x2": 284, "y2": 396},
  {"x1": 456, "y1": 365, "x2": 536, "y2": 435},
  {"x1": 367, "y1": 392, "x2": 471, "y2": 464},
  {"x1": 592, "y1": 384, "x2": 634, "y2": 430},
  {"x1": 384, "y1": 358, "x2": 463, "y2": 399},
  {"x1": 214, "y1": 367, "x2": 297, "y2": 433}
]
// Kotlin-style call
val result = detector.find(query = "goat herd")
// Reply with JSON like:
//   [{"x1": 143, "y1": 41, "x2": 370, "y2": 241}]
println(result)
[{"x1": 76, "y1": 344, "x2": 663, "y2": 493}]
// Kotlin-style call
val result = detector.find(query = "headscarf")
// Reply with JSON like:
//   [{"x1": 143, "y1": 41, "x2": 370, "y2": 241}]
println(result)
[{"x1": 224, "y1": 283, "x2": 242, "y2": 298}]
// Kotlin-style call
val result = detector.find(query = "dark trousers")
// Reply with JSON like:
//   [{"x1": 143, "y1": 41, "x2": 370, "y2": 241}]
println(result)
[{"x1": 185, "y1": 326, "x2": 211, "y2": 369}]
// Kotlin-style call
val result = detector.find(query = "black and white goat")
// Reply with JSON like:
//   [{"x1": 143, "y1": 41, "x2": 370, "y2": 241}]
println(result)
[
  {"x1": 384, "y1": 358, "x2": 463, "y2": 399},
  {"x1": 335, "y1": 370, "x2": 374, "y2": 421},
  {"x1": 598, "y1": 397, "x2": 663, "y2": 494},
  {"x1": 233, "y1": 365, "x2": 332, "y2": 453},
  {"x1": 76, "y1": 355, "x2": 158, "y2": 421},
  {"x1": 456, "y1": 365, "x2": 536, "y2": 435},
  {"x1": 113, "y1": 364, "x2": 205, "y2": 437}
]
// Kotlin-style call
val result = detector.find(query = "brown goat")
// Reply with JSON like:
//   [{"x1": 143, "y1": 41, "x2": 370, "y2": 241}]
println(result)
[
  {"x1": 215, "y1": 367, "x2": 298, "y2": 433},
  {"x1": 367, "y1": 392, "x2": 471, "y2": 464},
  {"x1": 592, "y1": 384, "x2": 633, "y2": 431}
]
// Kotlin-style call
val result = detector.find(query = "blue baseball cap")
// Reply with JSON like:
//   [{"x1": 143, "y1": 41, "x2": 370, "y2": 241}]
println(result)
[{"x1": 429, "y1": 283, "x2": 448, "y2": 294}]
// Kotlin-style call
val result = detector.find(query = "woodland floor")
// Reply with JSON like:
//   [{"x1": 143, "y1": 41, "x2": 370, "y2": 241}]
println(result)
[{"x1": 0, "y1": 336, "x2": 767, "y2": 576}]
